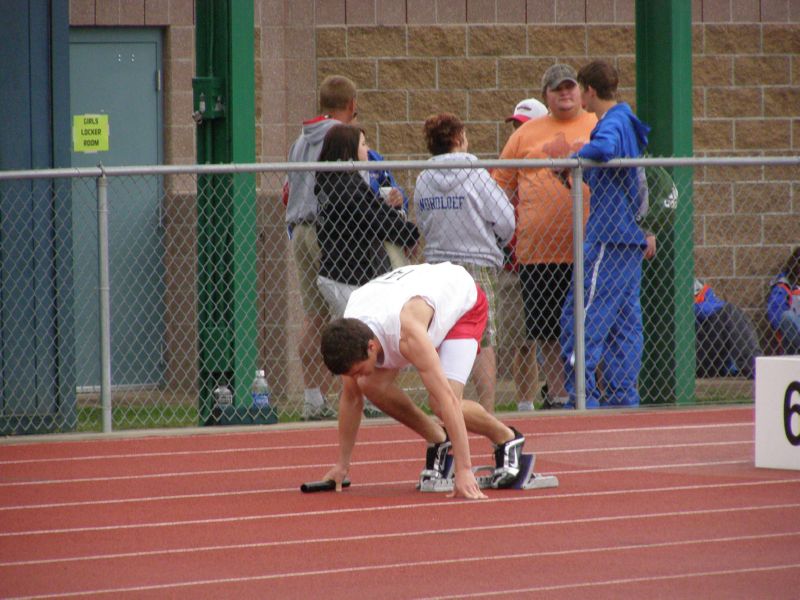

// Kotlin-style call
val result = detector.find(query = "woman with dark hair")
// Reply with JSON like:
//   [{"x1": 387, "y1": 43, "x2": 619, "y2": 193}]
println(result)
[
  {"x1": 413, "y1": 113, "x2": 514, "y2": 412},
  {"x1": 315, "y1": 124, "x2": 420, "y2": 317},
  {"x1": 767, "y1": 246, "x2": 800, "y2": 354}
]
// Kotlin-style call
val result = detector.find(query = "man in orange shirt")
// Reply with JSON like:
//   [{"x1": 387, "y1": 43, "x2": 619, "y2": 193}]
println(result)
[
  {"x1": 496, "y1": 97, "x2": 547, "y2": 412},
  {"x1": 493, "y1": 64, "x2": 596, "y2": 407}
]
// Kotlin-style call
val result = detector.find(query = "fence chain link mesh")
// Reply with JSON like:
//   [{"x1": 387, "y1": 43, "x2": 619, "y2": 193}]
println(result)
[{"x1": 0, "y1": 157, "x2": 797, "y2": 433}]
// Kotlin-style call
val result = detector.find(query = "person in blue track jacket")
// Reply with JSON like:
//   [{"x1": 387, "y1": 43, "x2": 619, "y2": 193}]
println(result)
[
  {"x1": 694, "y1": 279, "x2": 761, "y2": 378},
  {"x1": 558, "y1": 60, "x2": 651, "y2": 408},
  {"x1": 766, "y1": 246, "x2": 800, "y2": 355},
  {"x1": 367, "y1": 148, "x2": 408, "y2": 213}
]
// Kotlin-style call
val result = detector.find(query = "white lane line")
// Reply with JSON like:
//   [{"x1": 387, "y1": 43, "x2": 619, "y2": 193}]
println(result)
[
  {"x1": 0, "y1": 439, "x2": 753, "y2": 488},
  {"x1": 424, "y1": 563, "x2": 800, "y2": 599},
  {"x1": 1, "y1": 504, "x2": 798, "y2": 568},
  {"x1": 1, "y1": 478, "x2": 798, "y2": 539},
  {"x1": 5, "y1": 533, "x2": 797, "y2": 599},
  {"x1": 0, "y1": 422, "x2": 751, "y2": 465},
  {"x1": 0, "y1": 458, "x2": 754, "y2": 512}
]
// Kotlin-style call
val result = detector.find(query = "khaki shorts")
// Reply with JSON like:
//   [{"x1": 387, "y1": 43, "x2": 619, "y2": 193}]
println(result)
[
  {"x1": 383, "y1": 242, "x2": 410, "y2": 270},
  {"x1": 496, "y1": 268, "x2": 525, "y2": 350},
  {"x1": 291, "y1": 223, "x2": 330, "y2": 319},
  {"x1": 452, "y1": 263, "x2": 498, "y2": 348}
]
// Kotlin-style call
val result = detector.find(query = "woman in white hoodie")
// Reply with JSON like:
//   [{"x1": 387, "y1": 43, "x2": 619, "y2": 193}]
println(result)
[{"x1": 414, "y1": 113, "x2": 515, "y2": 412}]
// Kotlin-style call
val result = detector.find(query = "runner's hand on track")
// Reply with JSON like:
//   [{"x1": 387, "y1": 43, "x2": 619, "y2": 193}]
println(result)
[
  {"x1": 322, "y1": 464, "x2": 349, "y2": 492},
  {"x1": 448, "y1": 467, "x2": 487, "y2": 500}
]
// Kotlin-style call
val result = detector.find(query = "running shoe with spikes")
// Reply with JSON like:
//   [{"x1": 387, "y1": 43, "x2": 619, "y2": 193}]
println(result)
[
  {"x1": 419, "y1": 431, "x2": 451, "y2": 483},
  {"x1": 492, "y1": 427, "x2": 525, "y2": 488}
]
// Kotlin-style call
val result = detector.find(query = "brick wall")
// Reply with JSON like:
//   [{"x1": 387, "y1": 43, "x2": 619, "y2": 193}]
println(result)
[
  {"x1": 310, "y1": 3, "x2": 799, "y2": 160},
  {"x1": 305, "y1": 0, "x2": 799, "y2": 340},
  {"x1": 69, "y1": 0, "x2": 799, "y2": 349},
  {"x1": 691, "y1": 15, "x2": 799, "y2": 331},
  {"x1": 315, "y1": 23, "x2": 639, "y2": 159}
]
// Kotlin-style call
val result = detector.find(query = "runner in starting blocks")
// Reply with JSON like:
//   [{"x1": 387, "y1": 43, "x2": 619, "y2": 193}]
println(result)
[{"x1": 418, "y1": 452, "x2": 559, "y2": 493}]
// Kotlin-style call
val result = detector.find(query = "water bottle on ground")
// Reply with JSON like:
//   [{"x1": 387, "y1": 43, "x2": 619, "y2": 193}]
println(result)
[{"x1": 251, "y1": 369, "x2": 271, "y2": 409}]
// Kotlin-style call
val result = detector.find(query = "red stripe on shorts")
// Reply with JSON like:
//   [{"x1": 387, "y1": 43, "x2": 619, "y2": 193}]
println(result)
[{"x1": 444, "y1": 284, "x2": 488, "y2": 346}]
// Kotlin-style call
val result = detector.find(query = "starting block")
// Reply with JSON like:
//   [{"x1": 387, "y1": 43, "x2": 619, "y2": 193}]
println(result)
[{"x1": 418, "y1": 453, "x2": 559, "y2": 493}]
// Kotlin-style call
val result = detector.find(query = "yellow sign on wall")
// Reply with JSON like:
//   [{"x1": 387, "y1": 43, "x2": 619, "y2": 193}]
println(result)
[{"x1": 72, "y1": 114, "x2": 109, "y2": 152}]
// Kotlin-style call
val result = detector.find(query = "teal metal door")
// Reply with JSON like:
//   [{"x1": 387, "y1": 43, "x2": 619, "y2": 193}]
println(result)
[{"x1": 69, "y1": 28, "x2": 164, "y2": 389}]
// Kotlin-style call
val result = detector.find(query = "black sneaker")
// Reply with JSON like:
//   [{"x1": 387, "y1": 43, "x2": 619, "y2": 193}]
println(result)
[
  {"x1": 420, "y1": 431, "x2": 451, "y2": 482},
  {"x1": 492, "y1": 427, "x2": 525, "y2": 488}
]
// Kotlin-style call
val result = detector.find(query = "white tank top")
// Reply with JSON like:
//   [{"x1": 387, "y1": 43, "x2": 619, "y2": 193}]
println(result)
[{"x1": 343, "y1": 262, "x2": 477, "y2": 369}]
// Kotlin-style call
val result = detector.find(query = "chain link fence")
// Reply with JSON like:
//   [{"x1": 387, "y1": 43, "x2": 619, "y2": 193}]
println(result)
[{"x1": 0, "y1": 156, "x2": 797, "y2": 434}]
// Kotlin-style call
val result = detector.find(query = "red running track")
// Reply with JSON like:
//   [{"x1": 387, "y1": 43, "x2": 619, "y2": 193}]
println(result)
[{"x1": 0, "y1": 406, "x2": 798, "y2": 599}]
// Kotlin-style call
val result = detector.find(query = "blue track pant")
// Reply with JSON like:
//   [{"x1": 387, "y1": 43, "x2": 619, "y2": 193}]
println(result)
[{"x1": 560, "y1": 242, "x2": 644, "y2": 407}]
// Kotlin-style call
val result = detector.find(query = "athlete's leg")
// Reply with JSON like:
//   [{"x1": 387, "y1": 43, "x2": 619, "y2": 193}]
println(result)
[
  {"x1": 357, "y1": 369, "x2": 451, "y2": 481},
  {"x1": 435, "y1": 338, "x2": 525, "y2": 486},
  {"x1": 437, "y1": 339, "x2": 515, "y2": 445},
  {"x1": 434, "y1": 376, "x2": 524, "y2": 487},
  {"x1": 357, "y1": 368, "x2": 445, "y2": 444}
]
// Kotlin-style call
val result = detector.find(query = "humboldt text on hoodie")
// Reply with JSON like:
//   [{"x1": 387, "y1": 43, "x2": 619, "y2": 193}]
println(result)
[{"x1": 413, "y1": 152, "x2": 515, "y2": 268}]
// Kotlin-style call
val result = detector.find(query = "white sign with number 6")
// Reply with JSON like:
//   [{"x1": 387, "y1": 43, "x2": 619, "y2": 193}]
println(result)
[{"x1": 755, "y1": 356, "x2": 800, "y2": 471}]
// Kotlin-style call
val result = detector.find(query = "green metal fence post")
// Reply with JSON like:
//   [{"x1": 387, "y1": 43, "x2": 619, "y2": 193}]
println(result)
[
  {"x1": 229, "y1": 1, "x2": 259, "y2": 417},
  {"x1": 636, "y1": 1, "x2": 696, "y2": 404},
  {"x1": 194, "y1": 0, "x2": 263, "y2": 424}
]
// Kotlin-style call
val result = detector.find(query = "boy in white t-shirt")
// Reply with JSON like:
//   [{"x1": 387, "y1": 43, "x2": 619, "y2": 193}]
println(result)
[{"x1": 319, "y1": 262, "x2": 526, "y2": 499}]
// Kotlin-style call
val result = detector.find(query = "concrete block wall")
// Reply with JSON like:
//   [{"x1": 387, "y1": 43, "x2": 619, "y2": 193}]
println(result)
[
  {"x1": 70, "y1": 0, "x2": 799, "y2": 350},
  {"x1": 689, "y1": 12, "x2": 799, "y2": 326},
  {"x1": 314, "y1": 23, "x2": 638, "y2": 159},
  {"x1": 299, "y1": 0, "x2": 799, "y2": 338}
]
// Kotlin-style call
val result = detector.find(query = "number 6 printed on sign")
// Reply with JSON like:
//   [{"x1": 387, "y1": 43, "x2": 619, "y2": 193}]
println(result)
[{"x1": 784, "y1": 381, "x2": 800, "y2": 446}]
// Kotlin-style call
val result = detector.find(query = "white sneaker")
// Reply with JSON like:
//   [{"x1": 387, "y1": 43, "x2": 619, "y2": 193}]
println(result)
[
  {"x1": 517, "y1": 401, "x2": 534, "y2": 412},
  {"x1": 301, "y1": 403, "x2": 336, "y2": 421}
]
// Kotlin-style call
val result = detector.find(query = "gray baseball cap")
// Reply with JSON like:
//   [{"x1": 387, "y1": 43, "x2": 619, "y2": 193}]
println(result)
[{"x1": 541, "y1": 64, "x2": 578, "y2": 95}]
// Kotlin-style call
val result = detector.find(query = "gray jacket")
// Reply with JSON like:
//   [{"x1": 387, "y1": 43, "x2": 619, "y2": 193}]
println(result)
[
  {"x1": 414, "y1": 152, "x2": 514, "y2": 268},
  {"x1": 285, "y1": 117, "x2": 341, "y2": 226}
]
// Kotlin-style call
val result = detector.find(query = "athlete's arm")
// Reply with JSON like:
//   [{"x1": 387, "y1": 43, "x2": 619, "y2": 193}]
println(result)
[
  {"x1": 322, "y1": 375, "x2": 363, "y2": 491},
  {"x1": 398, "y1": 299, "x2": 486, "y2": 500}
]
